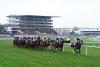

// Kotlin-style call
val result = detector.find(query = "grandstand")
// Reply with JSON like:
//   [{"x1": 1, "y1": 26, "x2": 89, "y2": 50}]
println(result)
[{"x1": 7, "y1": 15, "x2": 58, "y2": 35}]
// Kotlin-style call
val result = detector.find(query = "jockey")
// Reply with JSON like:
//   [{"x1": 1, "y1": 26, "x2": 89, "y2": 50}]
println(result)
[
  {"x1": 56, "y1": 37, "x2": 59, "y2": 43},
  {"x1": 37, "y1": 36, "x2": 41, "y2": 40},
  {"x1": 75, "y1": 38, "x2": 81, "y2": 46},
  {"x1": 33, "y1": 36, "x2": 37, "y2": 41},
  {"x1": 46, "y1": 38, "x2": 50, "y2": 45},
  {"x1": 55, "y1": 37, "x2": 61, "y2": 46},
  {"x1": 74, "y1": 38, "x2": 82, "y2": 53},
  {"x1": 43, "y1": 37, "x2": 47, "y2": 42},
  {"x1": 58, "y1": 37, "x2": 63, "y2": 42},
  {"x1": 60, "y1": 37, "x2": 64, "y2": 43},
  {"x1": 76, "y1": 38, "x2": 80, "y2": 41},
  {"x1": 46, "y1": 38, "x2": 50, "y2": 42}
]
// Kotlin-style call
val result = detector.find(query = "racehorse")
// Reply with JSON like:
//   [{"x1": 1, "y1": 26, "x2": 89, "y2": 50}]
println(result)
[
  {"x1": 71, "y1": 38, "x2": 84, "y2": 55},
  {"x1": 39, "y1": 38, "x2": 51, "y2": 49},
  {"x1": 13, "y1": 37, "x2": 19, "y2": 46},
  {"x1": 50, "y1": 38, "x2": 64, "y2": 52}
]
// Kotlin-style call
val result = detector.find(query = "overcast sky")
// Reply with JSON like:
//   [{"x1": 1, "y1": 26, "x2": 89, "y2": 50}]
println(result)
[{"x1": 0, "y1": 0, "x2": 100, "y2": 28}]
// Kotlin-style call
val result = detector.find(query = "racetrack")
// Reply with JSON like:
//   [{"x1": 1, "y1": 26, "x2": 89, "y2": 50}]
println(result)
[{"x1": 0, "y1": 40, "x2": 100, "y2": 67}]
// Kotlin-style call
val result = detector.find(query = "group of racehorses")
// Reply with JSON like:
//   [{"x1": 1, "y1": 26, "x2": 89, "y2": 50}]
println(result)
[
  {"x1": 13, "y1": 36, "x2": 84, "y2": 54},
  {"x1": 13, "y1": 36, "x2": 66, "y2": 51}
]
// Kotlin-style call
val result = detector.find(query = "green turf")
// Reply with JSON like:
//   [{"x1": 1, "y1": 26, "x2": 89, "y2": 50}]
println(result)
[
  {"x1": 0, "y1": 40, "x2": 100, "y2": 67},
  {"x1": 80, "y1": 36, "x2": 100, "y2": 46}
]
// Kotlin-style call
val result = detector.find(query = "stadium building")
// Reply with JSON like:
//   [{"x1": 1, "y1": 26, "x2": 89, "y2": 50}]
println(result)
[
  {"x1": 7, "y1": 15, "x2": 58, "y2": 35},
  {"x1": 54, "y1": 28, "x2": 71, "y2": 36},
  {"x1": 80, "y1": 28, "x2": 100, "y2": 36}
]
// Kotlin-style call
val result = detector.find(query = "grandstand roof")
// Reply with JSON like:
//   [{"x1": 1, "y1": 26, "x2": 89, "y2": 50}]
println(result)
[
  {"x1": 81, "y1": 31, "x2": 100, "y2": 32},
  {"x1": 7, "y1": 15, "x2": 60, "y2": 18}
]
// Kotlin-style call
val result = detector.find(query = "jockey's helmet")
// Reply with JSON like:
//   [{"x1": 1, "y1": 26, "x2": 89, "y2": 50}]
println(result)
[{"x1": 76, "y1": 38, "x2": 80, "y2": 41}]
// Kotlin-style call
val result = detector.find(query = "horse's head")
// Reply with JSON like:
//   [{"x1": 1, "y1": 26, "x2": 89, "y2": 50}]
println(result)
[
  {"x1": 71, "y1": 42, "x2": 75, "y2": 48},
  {"x1": 81, "y1": 40, "x2": 84, "y2": 45}
]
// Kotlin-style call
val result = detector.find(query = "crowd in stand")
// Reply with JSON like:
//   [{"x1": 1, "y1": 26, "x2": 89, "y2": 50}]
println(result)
[
  {"x1": 0, "y1": 25, "x2": 9, "y2": 35},
  {"x1": 19, "y1": 28, "x2": 58, "y2": 35}
]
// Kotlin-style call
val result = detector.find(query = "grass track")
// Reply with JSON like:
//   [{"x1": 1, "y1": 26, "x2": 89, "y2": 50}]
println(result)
[{"x1": 0, "y1": 40, "x2": 100, "y2": 67}]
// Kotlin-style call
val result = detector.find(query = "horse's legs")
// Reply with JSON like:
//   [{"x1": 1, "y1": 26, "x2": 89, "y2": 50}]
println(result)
[
  {"x1": 59, "y1": 47, "x2": 62, "y2": 51},
  {"x1": 74, "y1": 48, "x2": 78, "y2": 55},
  {"x1": 59, "y1": 45, "x2": 64, "y2": 51},
  {"x1": 79, "y1": 48, "x2": 81, "y2": 54},
  {"x1": 75, "y1": 48, "x2": 80, "y2": 55}
]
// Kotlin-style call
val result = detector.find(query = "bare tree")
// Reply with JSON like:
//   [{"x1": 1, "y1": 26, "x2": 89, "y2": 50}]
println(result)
[{"x1": 72, "y1": 26, "x2": 80, "y2": 31}]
